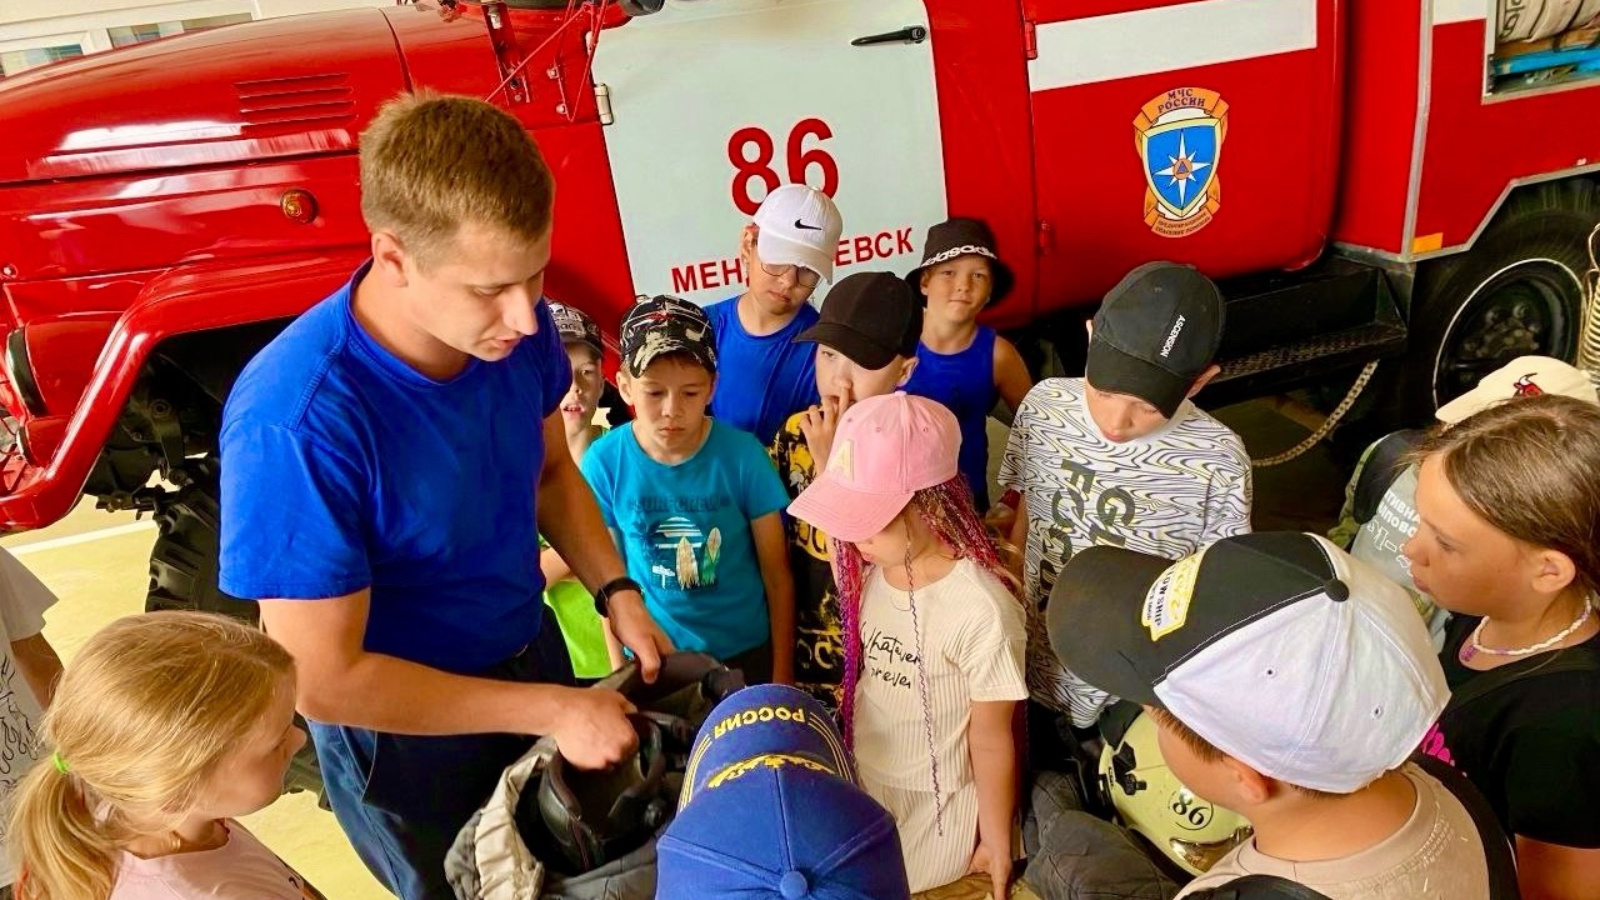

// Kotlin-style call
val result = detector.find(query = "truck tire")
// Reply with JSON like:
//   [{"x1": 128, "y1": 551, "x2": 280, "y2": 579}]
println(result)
[
  {"x1": 145, "y1": 458, "x2": 325, "y2": 798},
  {"x1": 1397, "y1": 179, "x2": 1598, "y2": 422}
]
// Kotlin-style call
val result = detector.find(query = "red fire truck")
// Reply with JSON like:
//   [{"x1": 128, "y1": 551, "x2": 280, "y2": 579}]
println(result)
[{"x1": 0, "y1": 0, "x2": 1597, "y2": 626}]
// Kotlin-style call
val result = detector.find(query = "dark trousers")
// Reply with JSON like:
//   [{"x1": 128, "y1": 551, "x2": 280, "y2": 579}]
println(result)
[
  {"x1": 724, "y1": 640, "x2": 774, "y2": 686},
  {"x1": 309, "y1": 606, "x2": 575, "y2": 900}
]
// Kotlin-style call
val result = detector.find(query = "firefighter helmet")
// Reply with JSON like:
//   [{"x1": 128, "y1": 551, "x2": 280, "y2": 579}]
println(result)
[{"x1": 1098, "y1": 708, "x2": 1254, "y2": 876}]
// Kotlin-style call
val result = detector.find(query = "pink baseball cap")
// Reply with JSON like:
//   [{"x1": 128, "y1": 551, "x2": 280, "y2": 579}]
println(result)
[{"x1": 787, "y1": 392, "x2": 961, "y2": 543}]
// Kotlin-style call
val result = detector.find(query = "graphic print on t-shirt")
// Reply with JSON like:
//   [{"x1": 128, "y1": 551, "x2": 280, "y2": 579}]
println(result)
[
  {"x1": 997, "y1": 378, "x2": 1251, "y2": 726},
  {"x1": 0, "y1": 656, "x2": 40, "y2": 780},
  {"x1": 865, "y1": 625, "x2": 921, "y2": 691},
  {"x1": 1035, "y1": 458, "x2": 1138, "y2": 600},
  {"x1": 1351, "y1": 464, "x2": 1440, "y2": 622},
  {"x1": 1419, "y1": 720, "x2": 1456, "y2": 766},
  {"x1": 0, "y1": 654, "x2": 41, "y2": 854},
  {"x1": 772, "y1": 412, "x2": 847, "y2": 708},
  {"x1": 648, "y1": 516, "x2": 722, "y2": 590}
]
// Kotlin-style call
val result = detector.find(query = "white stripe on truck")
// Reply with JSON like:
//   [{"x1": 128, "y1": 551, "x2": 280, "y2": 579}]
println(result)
[
  {"x1": 1434, "y1": 0, "x2": 1490, "y2": 25},
  {"x1": 1028, "y1": 0, "x2": 1319, "y2": 91}
]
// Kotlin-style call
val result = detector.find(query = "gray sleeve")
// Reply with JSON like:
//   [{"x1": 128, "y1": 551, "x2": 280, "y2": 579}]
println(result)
[{"x1": 0, "y1": 547, "x2": 57, "y2": 641}]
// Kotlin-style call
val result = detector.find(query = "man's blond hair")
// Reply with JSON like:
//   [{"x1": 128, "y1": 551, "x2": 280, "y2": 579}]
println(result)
[{"x1": 359, "y1": 92, "x2": 554, "y2": 268}]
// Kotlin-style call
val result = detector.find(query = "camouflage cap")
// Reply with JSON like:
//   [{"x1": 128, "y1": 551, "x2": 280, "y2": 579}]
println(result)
[
  {"x1": 548, "y1": 300, "x2": 603, "y2": 355},
  {"x1": 620, "y1": 295, "x2": 718, "y2": 376}
]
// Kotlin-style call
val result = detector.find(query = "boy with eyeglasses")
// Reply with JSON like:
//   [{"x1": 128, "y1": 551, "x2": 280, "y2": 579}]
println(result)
[{"x1": 705, "y1": 185, "x2": 844, "y2": 445}]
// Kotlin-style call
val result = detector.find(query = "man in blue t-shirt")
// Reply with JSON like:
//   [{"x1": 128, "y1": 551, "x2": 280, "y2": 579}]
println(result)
[
  {"x1": 704, "y1": 185, "x2": 843, "y2": 445},
  {"x1": 218, "y1": 95, "x2": 671, "y2": 900}
]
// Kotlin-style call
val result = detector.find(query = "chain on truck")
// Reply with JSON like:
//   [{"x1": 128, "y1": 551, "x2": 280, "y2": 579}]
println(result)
[{"x1": 1, "y1": 0, "x2": 1599, "y2": 790}]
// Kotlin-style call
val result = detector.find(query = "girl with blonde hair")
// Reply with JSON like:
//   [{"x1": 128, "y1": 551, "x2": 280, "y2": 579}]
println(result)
[
  {"x1": 9, "y1": 612, "x2": 318, "y2": 900},
  {"x1": 1406, "y1": 393, "x2": 1600, "y2": 900}
]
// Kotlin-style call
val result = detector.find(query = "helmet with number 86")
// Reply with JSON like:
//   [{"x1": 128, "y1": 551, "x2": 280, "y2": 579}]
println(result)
[{"x1": 1098, "y1": 709, "x2": 1254, "y2": 877}]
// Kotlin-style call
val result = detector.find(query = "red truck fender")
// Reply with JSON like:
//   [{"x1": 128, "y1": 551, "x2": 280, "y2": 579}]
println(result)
[{"x1": 0, "y1": 252, "x2": 362, "y2": 531}]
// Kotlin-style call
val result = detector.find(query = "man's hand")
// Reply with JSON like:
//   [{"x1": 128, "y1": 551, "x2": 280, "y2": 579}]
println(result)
[
  {"x1": 607, "y1": 591, "x2": 673, "y2": 683},
  {"x1": 549, "y1": 687, "x2": 640, "y2": 769},
  {"x1": 798, "y1": 385, "x2": 854, "y2": 468}
]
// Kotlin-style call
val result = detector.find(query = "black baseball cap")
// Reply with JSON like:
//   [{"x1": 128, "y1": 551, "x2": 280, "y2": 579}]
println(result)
[
  {"x1": 1087, "y1": 262, "x2": 1225, "y2": 418},
  {"x1": 795, "y1": 272, "x2": 923, "y2": 370},
  {"x1": 549, "y1": 301, "x2": 603, "y2": 356},
  {"x1": 620, "y1": 295, "x2": 718, "y2": 377}
]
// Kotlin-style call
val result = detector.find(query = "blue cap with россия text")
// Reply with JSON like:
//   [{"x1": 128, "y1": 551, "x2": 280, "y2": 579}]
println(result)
[{"x1": 655, "y1": 684, "x2": 910, "y2": 900}]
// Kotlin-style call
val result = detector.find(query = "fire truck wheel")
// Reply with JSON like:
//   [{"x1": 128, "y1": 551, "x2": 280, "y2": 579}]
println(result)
[
  {"x1": 1401, "y1": 179, "x2": 1598, "y2": 419},
  {"x1": 145, "y1": 456, "x2": 326, "y2": 800}
]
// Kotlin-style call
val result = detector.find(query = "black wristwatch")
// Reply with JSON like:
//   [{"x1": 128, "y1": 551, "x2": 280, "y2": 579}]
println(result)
[{"x1": 593, "y1": 576, "x2": 642, "y2": 617}]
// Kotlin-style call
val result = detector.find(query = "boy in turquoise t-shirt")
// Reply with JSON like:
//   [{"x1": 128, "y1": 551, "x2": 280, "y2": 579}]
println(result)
[
  {"x1": 539, "y1": 303, "x2": 613, "y2": 679},
  {"x1": 581, "y1": 296, "x2": 795, "y2": 684}
]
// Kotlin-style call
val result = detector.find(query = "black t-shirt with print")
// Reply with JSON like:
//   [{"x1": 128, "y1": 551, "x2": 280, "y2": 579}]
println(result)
[
  {"x1": 769, "y1": 413, "x2": 844, "y2": 711},
  {"x1": 1427, "y1": 614, "x2": 1600, "y2": 848}
]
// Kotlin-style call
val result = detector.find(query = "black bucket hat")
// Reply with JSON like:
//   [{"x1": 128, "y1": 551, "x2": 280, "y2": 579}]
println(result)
[{"x1": 904, "y1": 217, "x2": 1014, "y2": 306}]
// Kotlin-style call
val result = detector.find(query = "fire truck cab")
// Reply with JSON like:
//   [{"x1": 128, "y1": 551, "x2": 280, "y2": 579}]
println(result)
[{"x1": 0, "y1": 0, "x2": 1597, "y2": 634}]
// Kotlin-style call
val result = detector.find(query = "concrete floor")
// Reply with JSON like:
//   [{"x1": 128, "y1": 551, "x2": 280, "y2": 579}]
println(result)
[{"x1": 4, "y1": 398, "x2": 1345, "y2": 900}]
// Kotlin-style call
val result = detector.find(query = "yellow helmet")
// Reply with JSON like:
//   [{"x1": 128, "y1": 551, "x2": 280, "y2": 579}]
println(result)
[{"x1": 1098, "y1": 709, "x2": 1253, "y2": 876}]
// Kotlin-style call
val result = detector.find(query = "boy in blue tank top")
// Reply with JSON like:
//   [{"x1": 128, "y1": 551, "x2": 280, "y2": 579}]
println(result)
[
  {"x1": 582, "y1": 296, "x2": 796, "y2": 684},
  {"x1": 902, "y1": 218, "x2": 1034, "y2": 512},
  {"x1": 705, "y1": 185, "x2": 843, "y2": 446}
]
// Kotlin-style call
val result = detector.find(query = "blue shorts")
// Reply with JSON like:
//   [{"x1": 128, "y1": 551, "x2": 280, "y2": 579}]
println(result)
[{"x1": 310, "y1": 605, "x2": 575, "y2": 900}]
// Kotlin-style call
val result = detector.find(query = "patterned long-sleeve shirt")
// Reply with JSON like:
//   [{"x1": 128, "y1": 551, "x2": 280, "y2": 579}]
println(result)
[{"x1": 998, "y1": 378, "x2": 1252, "y2": 726}]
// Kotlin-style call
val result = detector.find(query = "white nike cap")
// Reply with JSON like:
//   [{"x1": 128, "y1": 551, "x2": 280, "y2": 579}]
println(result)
[{"x1": 752, "y1": 185, "x2": 844, "y2": 284}]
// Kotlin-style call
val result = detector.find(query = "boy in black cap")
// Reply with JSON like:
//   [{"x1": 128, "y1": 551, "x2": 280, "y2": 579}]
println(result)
[
  {"x1": 581, "y1": 296, "x2": 795, "y2": 684},
  {"x1": 997, "y1": 261, "x2": 1251, "y2": 729},
  {"x1": 769, "y1": 271, "x2": 923, "y2": 708}
]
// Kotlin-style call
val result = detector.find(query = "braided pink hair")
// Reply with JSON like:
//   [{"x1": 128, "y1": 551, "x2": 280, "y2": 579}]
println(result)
[{"x1": 834, "y1": 475, "x2": 1020, "y2": 748}]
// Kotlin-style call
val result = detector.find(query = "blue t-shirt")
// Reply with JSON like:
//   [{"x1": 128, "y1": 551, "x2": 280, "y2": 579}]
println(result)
[
  {"x1": 218, "y1": 264, "x2": 572, "y2": 674},
  {"x1": 904, "y1": 326, "x2": 998, "y2": 509},
  {"x1": 580, "y1": 420, "x2": 789, "y2": 660},
  {"x1": 704, "y1": 296, "x2": 820, "y2": 444}
]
